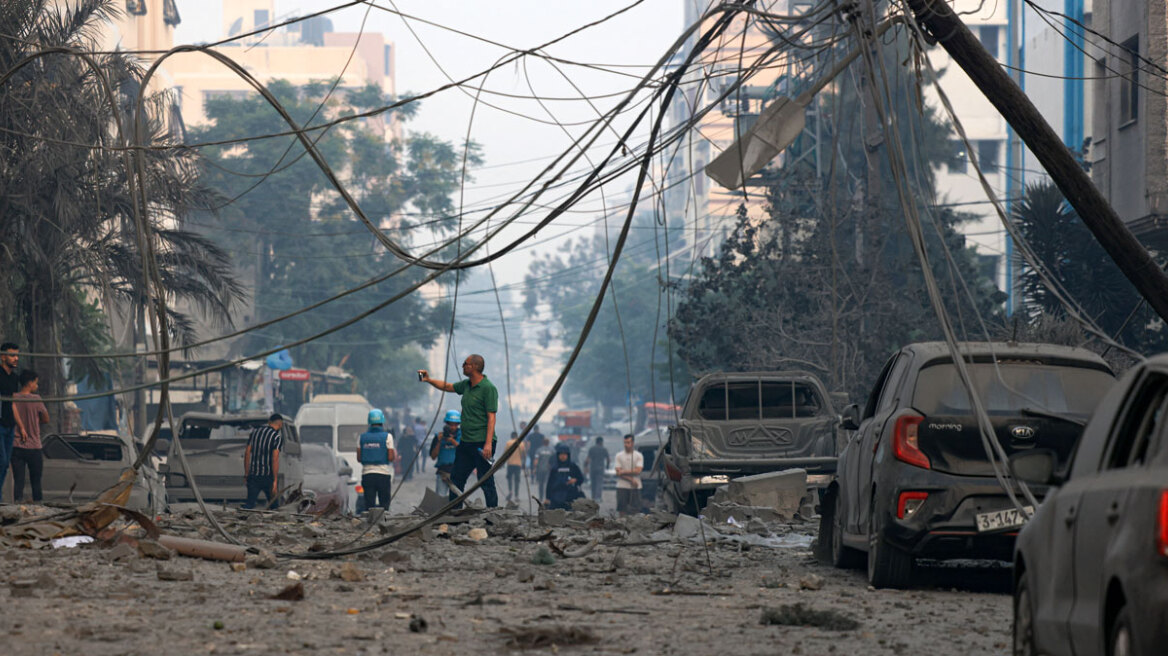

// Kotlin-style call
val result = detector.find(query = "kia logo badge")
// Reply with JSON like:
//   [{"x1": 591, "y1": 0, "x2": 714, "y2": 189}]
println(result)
[{"x1": 1011, "y1": 426, "x2": 1036, "y2": 440}]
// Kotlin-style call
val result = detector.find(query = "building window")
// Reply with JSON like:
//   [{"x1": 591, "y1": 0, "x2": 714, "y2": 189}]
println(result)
[
  {"x1": 978, "y1": 25, "x2": 1000, "y2": 60},
  {"x1": 384, "y1": 44, "x2": 392, "y2": 76},
  {"x1": 1119, "y1": 36, "x2": 1139, "y2": 126},
  {"x1": 977, "y1": 140, "x2": 1000, "y2": 173},
  {"x1": 254, "y1": 9, "x2": 270, "y2": 30}
]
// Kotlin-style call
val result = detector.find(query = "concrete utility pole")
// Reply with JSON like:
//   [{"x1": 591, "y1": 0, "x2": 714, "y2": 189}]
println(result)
[{"x1": 904, "y1": 0, "x2": 1168, "y2": 324}]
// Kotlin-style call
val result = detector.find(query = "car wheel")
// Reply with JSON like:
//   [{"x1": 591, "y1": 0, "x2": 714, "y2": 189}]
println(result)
[
  {"x1": 1109, "y1": 606, "x2": 1132, "y2": 656},
  {"x1": 867, "y1": 506, "x2": 914, "y2": 589},
  {"x1": 817, "y1": 487, "x2": 863, "y2": 568},
  {"x1": 1013, "y1": 574, "x2": 1037, "y2": 656}
]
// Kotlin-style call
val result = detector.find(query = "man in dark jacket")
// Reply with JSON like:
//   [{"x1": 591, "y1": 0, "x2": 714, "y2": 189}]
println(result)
[{"x1": 544, "y1": 443, "x2": 584, "y2": 510}]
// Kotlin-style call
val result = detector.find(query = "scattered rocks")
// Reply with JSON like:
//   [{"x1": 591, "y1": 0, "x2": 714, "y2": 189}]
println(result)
[
  {"x1": 499, "y1": 625, "x2": 597, "y2": 649},
  {"x1": 378, "y1": 549, "x2": 411, "y2": 565},
  {"x1": 157, "y1": 565, "x2": 194, "y2": 581},
  {"x1": 8, "y1": 579, "x2": 36, "y2": 598},
  {"x1": 107, "y1": 543, "x2": 137, "y2": 562},
  {"x1": 333, "y1": 562, "x2": 365, "y2": 582},
  {"x1": 247, "y1": 550, "x2": 279, "y2": 570},
  {"x1": 759, "y1": 603, "x2": 859, "y2": 631},
  {"x1": 539, "y1": 509, "x2": 568, "y2": 527},
  {"x1": 570, "y1": 498, "x2": 600, "y2": 515},
  {"x1": 799, "y1": 574, "x2": 825, "y2": 591},
  {"x1": 230, "y1": 562, "x2": 247, "y2": 572},
  {"x1": 270, "y1": 581, "x2": 305, "y2": 601},
  {"x1": 517, "y1": 569, "x2": 535, "y2": 583},
  {"x1": 467, "y1": 527, "x2": 489, "y2": 541},
  {"x1": 408, "y1": 615, "x2": 428, "y2": 633}
]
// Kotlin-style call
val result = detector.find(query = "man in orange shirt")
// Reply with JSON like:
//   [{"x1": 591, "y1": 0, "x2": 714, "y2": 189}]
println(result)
[{"x1": 504, "y1": 431, "x2": 526, "y2": 503}]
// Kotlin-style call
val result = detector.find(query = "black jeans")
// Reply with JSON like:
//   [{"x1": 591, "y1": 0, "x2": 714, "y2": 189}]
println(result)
[
  {"x1": 449, "y1": 439, "x2": 498, "y2": 508},
  {"x1": 362, "y1": 472, "x2": 391, "y2": 510},
  {"x1": 11, "y1": 447, "x2": 43, "y2": 502},
  {"x1": 244, "y1": 474, "x2": 275, "y2": 509}
]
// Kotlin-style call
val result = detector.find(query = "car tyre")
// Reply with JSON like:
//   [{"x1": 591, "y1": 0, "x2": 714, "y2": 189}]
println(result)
[
  {"x1": 1013, "y1": 573, "x2": 1037, "y2": 656},
  {"x1": 817, "y1": 487, "x2": 863, "y2": 569},
  {"x1": 1109, "y1": 606, "x2": 1132, "y2": 656},
  {"x1": 867, "y1": 507, "x2": 914, "y2": 589}
]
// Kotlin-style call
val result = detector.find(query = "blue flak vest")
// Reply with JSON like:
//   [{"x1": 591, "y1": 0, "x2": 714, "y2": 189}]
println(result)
[{"x1": 359, "y1": 430, "x2": 391, "y2": 465}]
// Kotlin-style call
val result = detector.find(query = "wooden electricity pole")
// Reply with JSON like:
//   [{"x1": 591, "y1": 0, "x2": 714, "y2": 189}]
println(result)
[{"x1": 904, "y1": 0, "x2": 1168, "y2": 323}]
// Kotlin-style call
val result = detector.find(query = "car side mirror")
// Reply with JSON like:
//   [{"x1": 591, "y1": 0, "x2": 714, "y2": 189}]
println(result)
[
  {"x1": 1009, "y1": 449, "x2": 1059, "y2": 486},
  {"x1": 338, "y1": 465, "x2": 353, "y2": 477},
  {"x1": 839, "y1": 404, "x2": 861, "y2": 431}
]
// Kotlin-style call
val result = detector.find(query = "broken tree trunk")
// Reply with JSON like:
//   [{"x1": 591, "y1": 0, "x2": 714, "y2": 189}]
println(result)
[{"x1": 904, "y1": 0, "x2": 1168, "y2": 323}]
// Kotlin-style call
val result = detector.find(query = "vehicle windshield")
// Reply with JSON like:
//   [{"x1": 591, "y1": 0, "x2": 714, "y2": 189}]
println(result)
[
  {"x1": 302, "y1": 447, "x2": 336, "y2": 474},
  {"x1": 181, "y1": 423, "x2": 260, "y2": 440},
  {"x1": 299, "y1": 425, "x2": 333, "y2": 446},
  {"x1": 338, "y1": 424, "x2": 366, "y2": 452},
  {"x1": 913, "y1": 362, "x2": 1113, "y2": 418}
]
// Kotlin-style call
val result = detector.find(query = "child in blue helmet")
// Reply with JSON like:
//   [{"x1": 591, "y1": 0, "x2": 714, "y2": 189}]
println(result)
[
  {"x1": 429, "y1": 410, "x2": 461, "y2": 497},
  {"x1": 544, "y1": 443, "x2": 585, "y2": 510}
]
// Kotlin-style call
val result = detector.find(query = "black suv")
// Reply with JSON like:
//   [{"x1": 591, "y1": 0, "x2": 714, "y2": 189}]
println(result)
[
  {"x1": 819, "y1": 342, "x2": 1114, "y2": 588},
  {"x1": 1013, "y1": 354, "x2": 1168, "y2": 656}
]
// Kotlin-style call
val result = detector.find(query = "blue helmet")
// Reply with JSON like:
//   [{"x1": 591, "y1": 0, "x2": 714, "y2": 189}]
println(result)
[
  {"x1": 368, "y1": 409, "x2": 385, "y2": 425},
  {"x1": 444, "y1": 410, "x2": 461, "y2": 424},
  {"x1": 554, "y1": 443, "x2": 571, "y2": 455}
]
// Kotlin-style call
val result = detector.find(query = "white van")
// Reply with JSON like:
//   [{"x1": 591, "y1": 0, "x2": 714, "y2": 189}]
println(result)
[{"x1": 294, "y1": 394, "x2": 373, "y2": 512}]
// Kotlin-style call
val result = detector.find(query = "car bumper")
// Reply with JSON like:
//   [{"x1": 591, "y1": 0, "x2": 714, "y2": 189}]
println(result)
[{"x1": 880, "y1": 467, "x2": 1046, "y2": 561}]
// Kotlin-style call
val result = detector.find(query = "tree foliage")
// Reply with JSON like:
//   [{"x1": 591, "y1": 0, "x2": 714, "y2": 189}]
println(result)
[
  {"x1": 0, "y1": 0, "x2": 243, "y2": 400},
  {"x1": 191, "y1": 80, "x2": 479, "y2": 408}
]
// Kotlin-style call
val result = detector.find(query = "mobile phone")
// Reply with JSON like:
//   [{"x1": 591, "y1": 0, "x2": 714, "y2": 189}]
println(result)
[{"x1": 417, "y1": 371, "x2": 425, "y2": 381}]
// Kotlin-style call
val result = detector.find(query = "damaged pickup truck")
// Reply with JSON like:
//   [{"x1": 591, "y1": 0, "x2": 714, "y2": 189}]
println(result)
[
  {"x1": 658, "y1": 371, "x2": 839, "y2": 514},
  {"x1": 40, "y1": 431, "x2": 167, "y2": 515}
]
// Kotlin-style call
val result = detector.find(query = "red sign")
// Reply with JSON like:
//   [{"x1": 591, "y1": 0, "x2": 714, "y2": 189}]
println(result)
[{"x1": 278, "y1": 368, "x2": 310, "y2": 381}]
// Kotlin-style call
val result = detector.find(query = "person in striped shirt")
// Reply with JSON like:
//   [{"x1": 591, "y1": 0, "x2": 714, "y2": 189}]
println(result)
[{"x1": 243, "y1": 414, "x2": 284, "y2": 509}]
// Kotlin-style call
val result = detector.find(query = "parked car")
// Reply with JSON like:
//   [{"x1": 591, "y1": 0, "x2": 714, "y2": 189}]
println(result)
[
  {"x1": 300, "y1": 444, "x2": 354, "y2": 514},
  {"x1": 1012, "y1": 354, "x2": 1168, "y2": 656},
  {"x1": 820, "y1": 341, "x2": 1115, "y2": 589},
  {"x1": 659, "y1": 371, "x2": 839, "y2": 514},
  {"x1": 294, "y1": 394, "x2": 372, "y2": 512},
  {"x1": 165, "y1": 412, "x2": 303, "y2": 505},
  {"x1": 41, "y1": 431, "x2": 167, "y2": 515}
]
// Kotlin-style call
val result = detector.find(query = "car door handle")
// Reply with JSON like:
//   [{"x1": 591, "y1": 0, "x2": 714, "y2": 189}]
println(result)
[
  {"x1": 1064, "y1": 507, "x2": 1076, "y2": 527},
  {"x1": 1106, "y1": 502, "x2": 1120, "y2": 524}
]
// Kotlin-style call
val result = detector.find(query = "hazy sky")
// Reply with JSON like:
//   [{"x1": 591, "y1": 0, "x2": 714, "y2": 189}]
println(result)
[{"x1": 172, "y1": 1, "x2": 686, "y2": 284}]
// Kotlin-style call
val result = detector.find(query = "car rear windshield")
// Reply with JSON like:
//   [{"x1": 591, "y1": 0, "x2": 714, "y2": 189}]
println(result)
[
  {"x1": 181, "y1": 423, "x2": 260, "y2": 440},
  {"x1": 698, "y1": 381, "x2": 825, "y2": 420},
  {"x1": 338, "y1": 424, "x2": 366, "y2": 452},
  {"x1": 302, "y1": 448, "x2": 336, "y2": 474},
  {"x1": 299, "y1": 425, "x2": 333, "y2": 446},
  {"x1": 912, "y1": 362, "x2": 1113, "y2": 418}
]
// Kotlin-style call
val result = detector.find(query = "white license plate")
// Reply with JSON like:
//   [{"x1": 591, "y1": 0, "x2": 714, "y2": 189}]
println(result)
[{"x1": 975, "y1": 506, "x2": 1034, "y2": 532}]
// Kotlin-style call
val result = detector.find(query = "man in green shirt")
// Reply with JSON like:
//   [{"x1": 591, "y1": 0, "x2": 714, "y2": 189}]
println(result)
[{"x1": 419, "y1": 354, "x2": 500, "y2": 507}]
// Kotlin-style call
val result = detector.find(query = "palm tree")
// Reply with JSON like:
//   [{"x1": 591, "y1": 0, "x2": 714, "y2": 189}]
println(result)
[{"x1": 0, "y1": 0, "x2": 244, "y2": 411}]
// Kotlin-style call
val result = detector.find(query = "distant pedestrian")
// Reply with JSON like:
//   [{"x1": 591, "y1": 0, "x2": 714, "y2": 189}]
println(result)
[
  {"x1": 430, "y1": 410, "x2": 461, "y2": 496},
  {"x1": 413, "y1": 417, "x2": 427, "y2": 474},
  {"x1": 533, "y1": 436, "x2": 554, "y2": 491},
  {"x1": 584, "y1": 436, "x2": 609, "y2": 502},
  {"x1": 243, "y1": 414, "x2": 284, "y2": 510},
  {"x1": 504, "y1": 430, "x2": 525, "y2": 502},
  {"x1": 419, "y1": 354, "x2": 500, "y2": 508},
  {"x1": 396, "y1": 423, "x2": 414, "y2": 482},
  {"x1": 614, "y1": 433, "x2": 644, "y2": 515},
  {"x1": 12, "y1": 369, "x2": 49, "y2": 503},
  {"x1": 544, "y1": 444, "x2": 584, "y2": 510},
  {"x1": 0, "y1": 343, "x2": 26, "y2": 499},
  {"x1": 357, "y1": 409, "x2": 395, "y2": 511}
]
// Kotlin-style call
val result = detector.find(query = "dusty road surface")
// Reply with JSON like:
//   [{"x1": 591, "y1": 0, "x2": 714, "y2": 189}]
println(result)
[{"x1": 1, "y1": 476, "x2": 1011, "y2": 655}]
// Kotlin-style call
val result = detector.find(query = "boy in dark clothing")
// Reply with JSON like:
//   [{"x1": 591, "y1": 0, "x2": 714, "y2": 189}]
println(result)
[{"x1": 544, "y1": 444, "x2": 585, "y2": 510}]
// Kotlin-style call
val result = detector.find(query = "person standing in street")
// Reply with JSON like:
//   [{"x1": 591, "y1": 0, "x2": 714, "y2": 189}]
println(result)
[
  {"x1": 504, "y1": 430, "x2": 525, "y2": 502},
  {"x1": 413, "y1": 417, "x2": 428, "y2": 474},
  {"x1": 429, "y1": 410, "x2": 461, "y2": 496},
  {"x1": 614, "y1": 433, "x2": 644, "y2": 515},
  {"x1": 584, "y1": 436, "x2": 609, "y2": 502},
  {"x1": 12, "y1": 369, "x2": 49, "y2": 503},
  {"x1": 357, "y1": 409, "x2": 395, "y2": 511},
  {"x1": 419, "y1": 354, "x2": 500, "y2": 507},
  {"x1": 0, "y1": 343, "x2": 28, "y2": 499},
  {"x1": 243, "y1": 414, "x2": 284, "y2": 509},
  {"x1": 396, "y1": 422, "x2": 414, "y2": 482},
  {"x1": 533, "y1": 436, "x2": 554, "y2": 493}
]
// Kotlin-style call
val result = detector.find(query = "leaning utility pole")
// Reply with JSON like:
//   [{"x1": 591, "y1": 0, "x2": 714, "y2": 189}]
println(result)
[{"x1": 904, "y1": 0, "x2": 1168, "y2": 324}]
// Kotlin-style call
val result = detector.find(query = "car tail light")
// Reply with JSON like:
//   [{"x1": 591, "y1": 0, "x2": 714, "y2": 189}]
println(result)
[
  {"x1": 897, "y1": 491, "x2": 929, "y2": 519},
  {"x1": 664, "y1": 461, "x2": 683, "y2": 482},
  {"x1": 892, "y1": 412, "x2": 930, "y2": 469},
  {"x1": 1158, "y1": 490, "x2": 1168, "y2": 558}
]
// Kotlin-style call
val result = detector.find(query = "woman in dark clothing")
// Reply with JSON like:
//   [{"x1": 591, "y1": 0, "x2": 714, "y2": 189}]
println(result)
[{"x1": 544, "y1": 443, "x2": 585, "y2": 510}]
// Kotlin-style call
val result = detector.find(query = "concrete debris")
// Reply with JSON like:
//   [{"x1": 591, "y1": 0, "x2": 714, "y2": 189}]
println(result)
[
  {"x1": 799, "y1": 574, "x2": 825, "y2": 591},
  {"x1": 137, "y1": 539, "x2": 173, "y2": 560},
  {"x1": 247, "y1": 550, "x2": 279, "y2": 570},
  {"x1": 230, "y1": 562, "x2": 246, "y2": 572},
  {"x1": 334, "y1": 562, "x2": 365, "y2": 582},
  {"x1": 107, "y1": 543, "x2": 137, "y2": 562},
  {"x1": 270, "y1": 581, "x2": 305, "y2": 601},
  {"x1": 570, "y1": 498, "x2": 600, "y2": 515},
  {"x1": 538, "y1": 509, "x2": 567, "y2": 527},
  {"x1": 717, "y1": 469, "x2": 808, "y2": 519},
  {"x1": 9, "y1": 579, "x2": 36, "y2": 598},
  {"x1": 759, "y1": 603, "x2": 859, "y2": 631},
  {"x1": 499, "y1": 625, "x2": 598, "y2": 649},
  {"x1": 467, "y1": 528, "x2": 489, "y2": 541},
  {"x1": 378, "y1": 549, "x2": 411, "y2": 565}
]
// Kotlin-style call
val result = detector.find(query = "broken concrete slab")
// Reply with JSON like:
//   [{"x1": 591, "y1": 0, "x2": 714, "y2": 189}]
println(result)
[
  {"x1": 720, "y1": 469, "x2": 807, "y2": 518},
  {"x1": 538, "y1": 509, "x2": 567, "y2": 527}
]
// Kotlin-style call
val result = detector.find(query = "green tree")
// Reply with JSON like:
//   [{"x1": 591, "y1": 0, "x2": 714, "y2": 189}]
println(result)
[
  {"x1": 0, "y1": 0, "x2": 243, "y2": 404},
  {"x1": 191, "y1": 80, "x2": 478, "y2": 408},
  {"x1": 669, "y1": 47, "x2": 1005, "y2": 401}
]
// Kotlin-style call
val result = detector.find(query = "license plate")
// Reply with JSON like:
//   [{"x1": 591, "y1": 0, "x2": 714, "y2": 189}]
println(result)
[{"x1": 975, "y1": 506, "x2": 1034, "y2": 532}]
